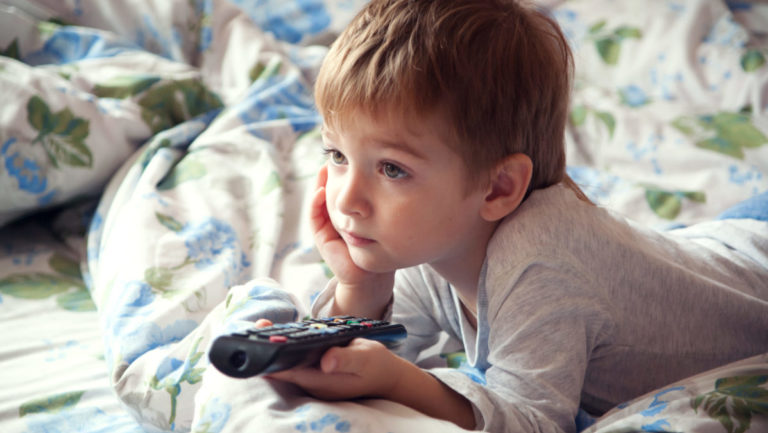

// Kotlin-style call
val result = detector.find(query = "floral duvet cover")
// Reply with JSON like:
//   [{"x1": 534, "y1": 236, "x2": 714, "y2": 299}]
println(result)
[{"x1": 1, "y1": 0, "x2": 767, "y2": 432}]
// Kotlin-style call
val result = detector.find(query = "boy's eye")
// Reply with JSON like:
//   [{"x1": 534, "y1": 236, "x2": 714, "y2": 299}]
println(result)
[
  {"x1": 324, "y1": 149, "x2": 347, "y2": 165},
  {"x1": 382, "y1": 162, "x2": 407, "y2": 179},
  {"x1": 331, "y1": 151, "x2": 346, "y2": 165}
]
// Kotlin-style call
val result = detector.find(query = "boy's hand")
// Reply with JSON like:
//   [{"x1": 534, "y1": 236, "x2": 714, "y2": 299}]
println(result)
[
  {"x1": 266, "y1": 337, "x2": 476, "y2": 430},
  {"x1": 266, "y1": 338, "x2": 402, "y2": 400},
  {"x1": 251, "y1": 320, "x2": 401, "y2": 400},
  {"x1": 311, "y1": 164, "x2": 372, "y2": 288},
  {"x1": 311, "y1": 165, "x2": 394, "y2": 318}
]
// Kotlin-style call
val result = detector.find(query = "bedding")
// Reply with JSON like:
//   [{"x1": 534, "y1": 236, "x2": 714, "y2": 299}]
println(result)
[{"x1": 0, "y1": 0, "x2": 766, "y2": 432}]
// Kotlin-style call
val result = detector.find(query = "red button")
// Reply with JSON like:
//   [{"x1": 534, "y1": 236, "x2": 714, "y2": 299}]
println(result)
[{"x1": 269, "y1": 335, "x2": 287, "y2": 343}]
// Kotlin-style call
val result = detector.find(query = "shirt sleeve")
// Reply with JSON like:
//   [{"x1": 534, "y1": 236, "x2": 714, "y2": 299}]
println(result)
[
  {"x1": 311, "y1": 262, "x2": 611, "y2": 433},
  {"x1": 390, "y1": 267, "x2": 456, "y2": 363},
  {"x1": 431, "y1": 260, "x2": 613, "y2": 433},
  {"x1": 309, "y1": 268, "x2": 450, "y2": 362},
  {"x1": 308, "y1": 278, "x2": 393, "y2": 319}
]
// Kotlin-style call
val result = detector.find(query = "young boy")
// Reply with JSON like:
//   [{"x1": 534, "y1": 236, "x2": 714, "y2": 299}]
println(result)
[{"x1": 261, "y1": 0, "x2": 768, "y2": 432}]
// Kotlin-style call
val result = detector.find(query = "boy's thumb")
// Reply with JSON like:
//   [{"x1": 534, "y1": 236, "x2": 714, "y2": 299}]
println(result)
[{"x1": 320, "y1": 349, "x2": 339, "y2": 373}]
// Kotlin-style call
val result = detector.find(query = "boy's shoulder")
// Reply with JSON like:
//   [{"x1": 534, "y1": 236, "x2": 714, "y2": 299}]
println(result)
[
  {"x1": 490, "y1": 184, "x2": 604, "y2": 252},
  {"x1": 484, "y1": 183, "x2": 642, "y2": 283}
]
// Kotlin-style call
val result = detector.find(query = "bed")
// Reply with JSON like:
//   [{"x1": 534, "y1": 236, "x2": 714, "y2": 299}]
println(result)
[{"x1": 0, "y1": 0, "x2": 766, "y2": 432}]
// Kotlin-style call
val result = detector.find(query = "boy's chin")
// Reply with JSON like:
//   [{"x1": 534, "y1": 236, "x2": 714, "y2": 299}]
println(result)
[{"x1": 350, "y1": 253, "x2": 401, "y2": 274}]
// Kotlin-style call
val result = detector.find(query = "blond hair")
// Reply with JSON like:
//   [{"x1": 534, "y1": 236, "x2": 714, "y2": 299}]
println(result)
[{"x1": 315, "y1": 0, "x2": 580, "y2": 196}]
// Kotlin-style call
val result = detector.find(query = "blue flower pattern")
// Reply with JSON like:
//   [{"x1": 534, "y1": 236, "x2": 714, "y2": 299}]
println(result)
[
  {"x1": 293, "y1": 405, "x2": 352, "y2": 433},
  {"x1": 1, "y1": 137, "x2": 58, "y2": 205},
  {"x1": 237, "y1": 72, "x2": 321, "y2": 138},
  {"x1": 24, "y1": 28, "x2": 135, "y2": 66},
  {"x1": 636, "y1": 386, "x2": 685, "y2": 432},
  {"x1": 620, "y1": 84, "x2": 650, "y2": 107},
  {"x1": 4, "y1": 1, "x2": 767, "y2": 433},
  {"x1": 191, "y1": 397, "x2": 231, "y2": 433},
  {"x1": 177, "y1": 218, "x2": 250, "y2": 288},
  {"x1": 25, "y1": 407, "x2": 145, "y2": 433},
  {"x1": 118, "y1": 319, "x2": 198, "y2": 366},
  {"x1": 224, "y1": 284, "x2": 298, "y2": 324},
  {"x1": 231, "y1": 0, "x2": 331, "y2": 44},
  {"x1": 182, "y1": 219, "x2": 238, "y2": 269},
  {"x1": 2, "y1": 137, "x2": 48, "y2": 194}
]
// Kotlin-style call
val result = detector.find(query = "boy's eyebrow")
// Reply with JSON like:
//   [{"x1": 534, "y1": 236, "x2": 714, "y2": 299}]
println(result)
[
  {"x1": 322, "y1": 124, "x2": 429, "y2": 160},
  {"x1": 377, "y1": 138, "x2": 428, "y2": 160}
]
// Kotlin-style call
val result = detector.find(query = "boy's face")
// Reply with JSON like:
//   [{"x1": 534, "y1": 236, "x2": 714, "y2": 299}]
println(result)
[{"x1": 321, "y1": 109, "x2": 492, "y2": 274}]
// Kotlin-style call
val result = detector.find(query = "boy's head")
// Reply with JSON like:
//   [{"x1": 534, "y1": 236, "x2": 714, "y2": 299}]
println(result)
[{"x1": 315, "y1": 0, "x2": 573, "y2": 193}]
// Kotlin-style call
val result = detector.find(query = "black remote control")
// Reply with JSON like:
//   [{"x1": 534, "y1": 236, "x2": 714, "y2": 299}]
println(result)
[{"x1": 209, "y1": 316, "x2": 408, "y2": 378}]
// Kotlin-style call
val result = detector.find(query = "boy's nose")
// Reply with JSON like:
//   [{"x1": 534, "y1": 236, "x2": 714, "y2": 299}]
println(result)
[{"x1": 334, "y1": 171, "x2": 371, "y2": 218}]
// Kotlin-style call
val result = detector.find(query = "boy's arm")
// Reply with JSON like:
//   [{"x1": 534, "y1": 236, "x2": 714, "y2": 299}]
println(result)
[
  {"x1": 267, "y1": 338, "x2": 476, "y2": 430},
  {"x1": 311, "y1": 165, "x2": 394, "y2": 319},
  {"x1": 386, "y1": 353, "x2": 476, "y2": 429},
  {"x1": 329, "y1": 278, "x2": 393, "y2": 319}
]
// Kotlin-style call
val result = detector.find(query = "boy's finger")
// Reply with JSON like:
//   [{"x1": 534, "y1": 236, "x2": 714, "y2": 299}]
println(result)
[
  {"x1": 309, "y1": 186, "x2": 327, "y2": 226},
  {"x1": 320, "y1": 339, "x2": 382, "y2": 374},
  {"x1": 320, "y1": 350, "x2": 340, "y2": 373},
  {"x1": 253, "y1": 318, "x2": 273, "y2": 328},
  {"x1": 310, "y1": 189, "x2": 330, "y2": 239},
  {"x1": 267, "y1": 366, "x2": 343, "y2": 388},
  {"x1": 310, "y1": 187, "x2": 344, "y2": 248},
  {"x1": 315, "y1": 164, "x2": 328, "y2": 189}
]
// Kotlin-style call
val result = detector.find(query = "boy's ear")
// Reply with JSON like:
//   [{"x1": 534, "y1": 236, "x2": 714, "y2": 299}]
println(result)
[{"x1": 480, "y1": 153, "x2": 533, "y2": 222}]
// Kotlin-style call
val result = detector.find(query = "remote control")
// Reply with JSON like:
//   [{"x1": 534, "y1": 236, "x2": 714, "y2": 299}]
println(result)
[{"x1": 209, "y1": 316, "x2": 408, "y2": 378}]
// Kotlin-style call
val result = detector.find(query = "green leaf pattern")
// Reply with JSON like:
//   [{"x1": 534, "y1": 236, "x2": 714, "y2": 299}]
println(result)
[
  {"x1": 672, "y1": 112, "x2": 767, "y2": 159},
  {"x1": 588, "y1": 20, "x2": 643, "y2": 65},
  {"x1": 158, "y1": 156, "x2": 208, "y2": 190},
  {"x1": 571, "y1": 104, "x2": 616, "y2": 138},
  {"x1": 0, "y1": 253, "x2": 95, "y2": 312},
  {"x1": 1, "y1": 38, "x2": 20, "y2": 60},
  {"x1": 19, "y1": 390, "x2": 85, "y2": 417},
  {"x1": 692, "y1": 375, "x2": 768, "y2": 433},
  {"x1": 93, "y1": 75, "x2": 162, "y2": 98},
  {"x1": 645, "y1": 187, "x2": 706, "y2": 220},
  {"x1": 93, "y1": 76, "x2": 223, "y2": 133},
  {"x1": 249, "y1": 58, "x2": 282, "y2": 83},
  {"x1": 149, "y1": 338, "x2": 207, "y2": 429},
  {"x1": 741, "y1": 50, "x2": 766, "y2": 73},
  {"x1": 4, "y1": 3, "x2": 768, "y2": 433},
  {"x1": 156, "y1": 212, "x2": 185, "y2": 233},
  {"x1": 137, "y1": 79, "x2": 223, "y2": 133},
  {"x1": 27, "y1": 96, "x2": 92, "y2": 168}
]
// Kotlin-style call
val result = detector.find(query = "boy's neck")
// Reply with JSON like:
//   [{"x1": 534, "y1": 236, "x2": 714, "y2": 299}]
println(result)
[{"x1": 429, "y1": 219, "x2": 500, "y2": 318}]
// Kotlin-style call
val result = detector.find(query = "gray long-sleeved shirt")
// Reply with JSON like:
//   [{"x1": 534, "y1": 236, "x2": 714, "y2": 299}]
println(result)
[{"x1": 312, "y1": 184, "x2": 768, "y2": 433}]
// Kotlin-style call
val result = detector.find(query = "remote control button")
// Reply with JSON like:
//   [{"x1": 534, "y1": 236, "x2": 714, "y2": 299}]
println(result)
[
  {"x1": 269, "y1": 335, "x2": 288, "y2": 343},
  {"x1": 260, "y1": 328, "x2": 301, "y2": 337},
  {"x1": 289, "y1": 330, "x2": 320, "y2": 339},
  {"x1": 309, "y1": 323, "x2": 328, "y2": 329}
]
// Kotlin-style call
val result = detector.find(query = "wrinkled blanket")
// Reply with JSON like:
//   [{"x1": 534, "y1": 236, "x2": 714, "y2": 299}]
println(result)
[{"x1": 1, "y1": 0, "x2": 767, "y2": 432}]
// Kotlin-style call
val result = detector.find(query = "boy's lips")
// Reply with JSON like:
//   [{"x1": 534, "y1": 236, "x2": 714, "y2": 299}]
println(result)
[{"x1": 340, "y1": 230, "x2": 374, "y2": 246}]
